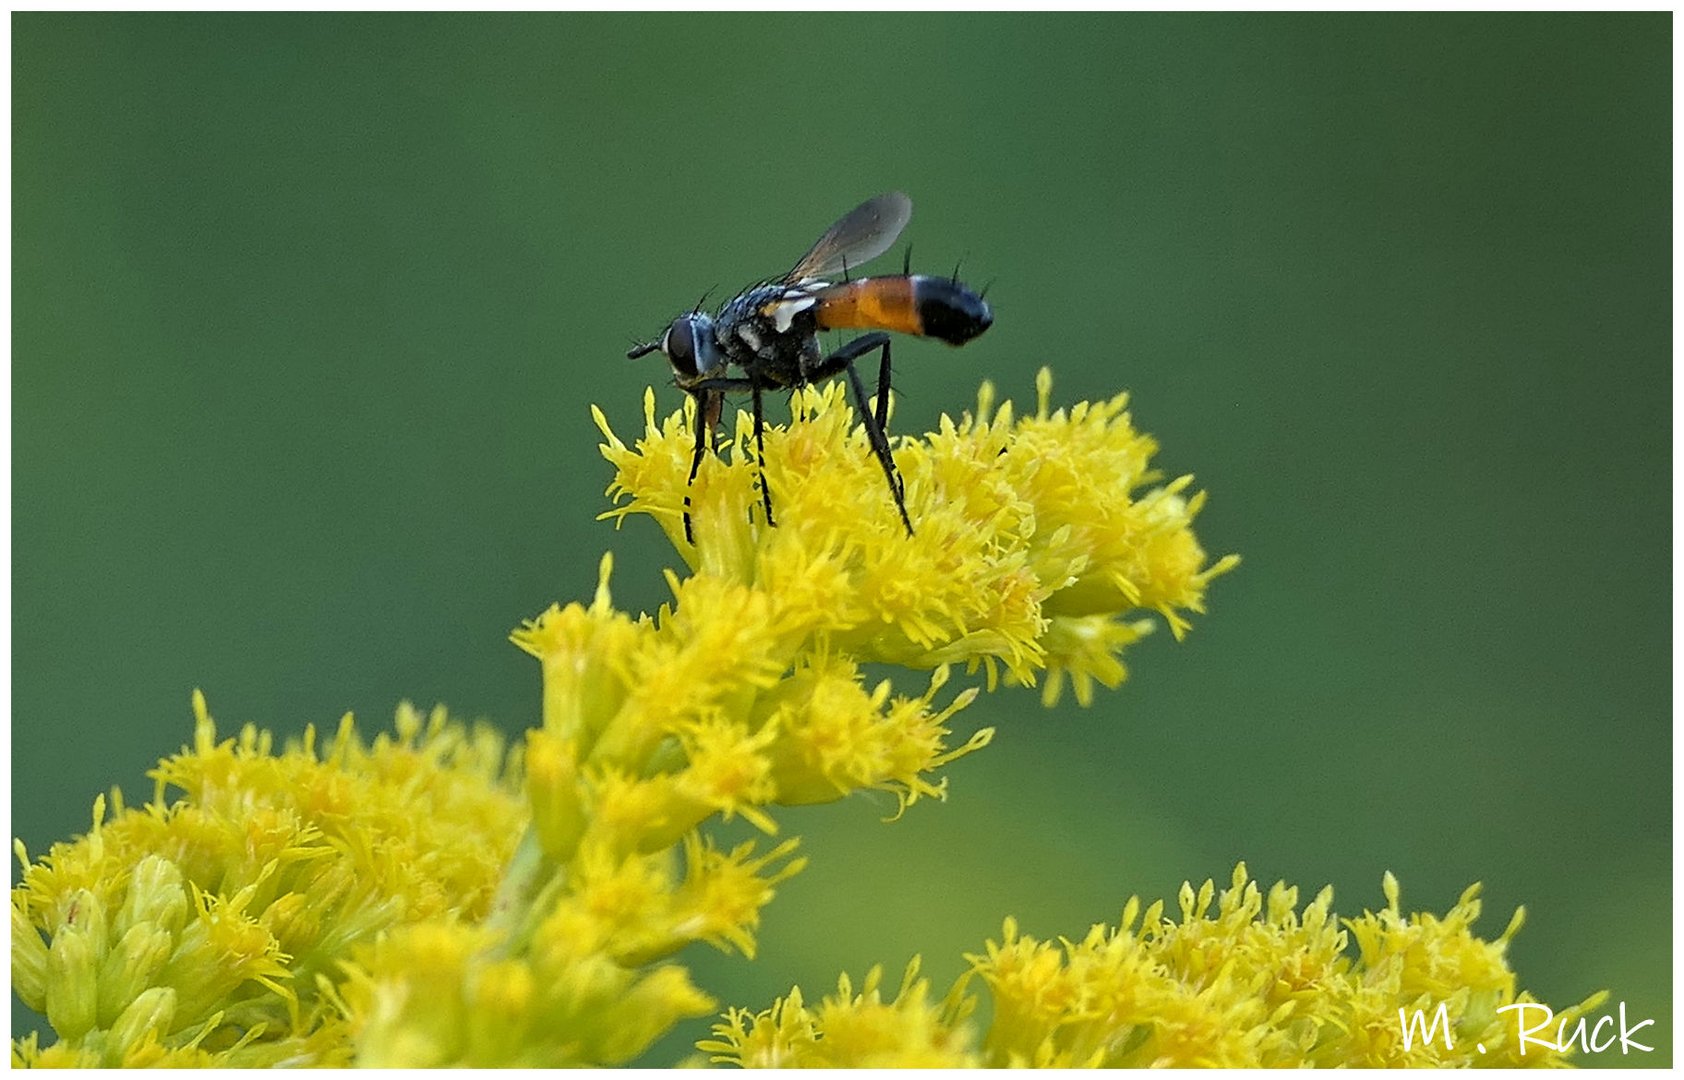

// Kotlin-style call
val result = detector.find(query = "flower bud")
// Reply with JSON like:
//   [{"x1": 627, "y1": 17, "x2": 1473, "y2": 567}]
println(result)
[
  {"x1": 12, "y1": 902, "x2": 51, "y2": 1011},
  {"x1": 96, "y1": 923, "x2": 174, "y2": 1026},
  {"x1": 45, "y1": 925, "x2": 98, "y2": 1039},
  {"x1": 105, "y1": 986, "x2": 178, "y2": 1064},
  {"x1": 116, "y1": 856, "x2": 188, "y2": 938}
]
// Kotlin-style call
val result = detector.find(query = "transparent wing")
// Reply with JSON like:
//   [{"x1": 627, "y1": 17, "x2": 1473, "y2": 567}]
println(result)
[{"x1": 782, "y1": 192, "x2": 913, "y2": 282}]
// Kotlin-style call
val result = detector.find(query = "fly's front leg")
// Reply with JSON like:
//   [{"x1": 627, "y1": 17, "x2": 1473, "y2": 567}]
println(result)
[
  {"x1": 808, "y1": 332, "x2": 913, "y2": 536},
  {"x1": 750, "y1": 380, "x2": 775, "y2": 528},
  {"x1": 701, "y1": 389, "x2": 724, "y2": 451},
  {"x1": 683, "y1": 375, "x2": 778, "y2": 533},
  {"x1": 681, "y1": 389, "x2": 724, "y2": 545}
]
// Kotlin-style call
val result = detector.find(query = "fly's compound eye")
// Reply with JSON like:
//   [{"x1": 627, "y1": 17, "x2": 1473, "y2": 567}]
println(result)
[
  {"x1": 662, "y1": 315, "x2": 721, "y2": 379},
  {"x1": 663, "y1": 317, "x2": 699, "y2": 377}
]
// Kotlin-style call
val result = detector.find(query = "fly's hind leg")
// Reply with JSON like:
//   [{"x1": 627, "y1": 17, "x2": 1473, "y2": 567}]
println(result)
[
  {"x1": 871, "y1": 338, "x2": 899, "y2": 499},
  {"x1": 808, "y1": 331, "x2": 913, "y2": 536}
]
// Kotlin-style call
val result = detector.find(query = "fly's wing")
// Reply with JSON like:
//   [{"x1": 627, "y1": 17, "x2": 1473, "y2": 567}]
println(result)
[{"x1": 781, "y1": 192, "x2": 912, "y2": 283}]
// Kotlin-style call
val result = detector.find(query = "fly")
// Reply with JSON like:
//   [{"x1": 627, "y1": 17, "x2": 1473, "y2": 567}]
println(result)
[{"x1": 627, "y1": 192, "x2": 993, "y2": 543}]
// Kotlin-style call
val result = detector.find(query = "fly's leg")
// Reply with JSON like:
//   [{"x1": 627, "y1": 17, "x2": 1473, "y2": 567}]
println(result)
[
  {"x1": 686, "y1": 346, "x2": 910, "y2": 536},
  {"x1": 750, "y1": 380, "x2": 775, "y2": 528},
  {"x1": 681, "y1": 390, "x2": 724, "y2": 545},
  {"x1": 808, "y1": 332, "x2": 913, "y2": 536},
  {"x1": 683, "y1": 397, "x2": 705, "y2": 544},
  {"x1": 683, "y1": 376, "x2": 772, "y2": 535},
  {"x1": 872, "y1": 339, "x2": 896, "y2": 495}
]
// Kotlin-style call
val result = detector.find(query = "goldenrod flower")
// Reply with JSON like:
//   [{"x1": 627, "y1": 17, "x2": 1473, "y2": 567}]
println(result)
[
  {"x1": 704, "y1": 863, "x2": 1606, "y2": 1068},
  {"x1": 17, "y1": 373, "x2": 1596, "y2": 1069},
  {"x1": 701, "y1": 957, "x2": 981, "y2": 1068},
  {"x1": 13, "y1": 371, "x2": 1250, "y2": 1067},
  {"x1": 594, "y1": 369, "x2": 1238, "y2": 702},
  {"x1": 12, "y1": 696, "x2": 519, "y2": 1067}
]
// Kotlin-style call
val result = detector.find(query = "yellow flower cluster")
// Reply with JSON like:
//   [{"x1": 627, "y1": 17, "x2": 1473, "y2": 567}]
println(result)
[
  {"x1": 595, "y1": 371, "x2": 1238, "y2": 705},
  {"x1": 15, "y1": 373, "x2": 1601, "y2": 1068},
  {"x1": 11, "y1": 696, "x2": 519, "y2": 1067},
  {"x1": 13, "y1": 372, "x2": 1237, "y2": 1067},
  {"x1": 704, "y1": 863, "x2": 1607, "y2": 1068}
]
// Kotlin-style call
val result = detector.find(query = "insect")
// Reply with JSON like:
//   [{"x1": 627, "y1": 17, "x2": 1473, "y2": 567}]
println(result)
[{"x1": 627, "y1": 192, "x2": 993, "y2": 543}]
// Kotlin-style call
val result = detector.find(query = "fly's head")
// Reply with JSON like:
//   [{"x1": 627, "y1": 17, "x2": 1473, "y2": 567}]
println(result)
[{"x1": 627, "y1": 313, "x2": 722, "y2": 386}]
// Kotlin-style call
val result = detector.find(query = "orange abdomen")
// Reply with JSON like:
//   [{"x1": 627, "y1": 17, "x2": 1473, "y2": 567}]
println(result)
[
  {"x1": 813, "y1": 277, "x2": 922, "y2": 336},
  {"x1": 813, "y1": 275, "x2": 992, "y2": 345}
]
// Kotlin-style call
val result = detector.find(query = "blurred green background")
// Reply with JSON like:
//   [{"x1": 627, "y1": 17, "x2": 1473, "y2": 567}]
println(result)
[{"x1": 13, "y1": 12, "x2": 1669, "y2": 1065}]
